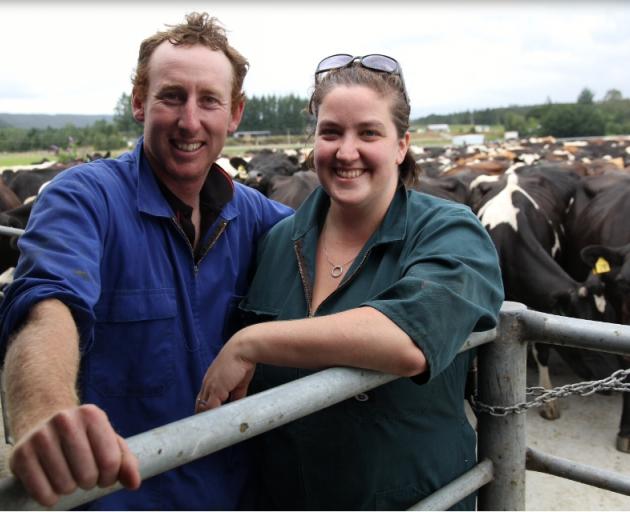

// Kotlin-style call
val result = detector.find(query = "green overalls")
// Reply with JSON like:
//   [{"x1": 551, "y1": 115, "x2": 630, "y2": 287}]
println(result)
[{"x1": 242, "y1": 185, "x2": 504, "y2": 510}]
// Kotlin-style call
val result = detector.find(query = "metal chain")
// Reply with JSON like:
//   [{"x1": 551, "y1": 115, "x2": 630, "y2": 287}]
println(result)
[{"x1": 471, "y1": 368, "x2": 630, "y2": 416}]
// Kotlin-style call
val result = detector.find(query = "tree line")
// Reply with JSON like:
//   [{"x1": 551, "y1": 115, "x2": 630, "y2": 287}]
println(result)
[
  {"x1": 418, "y1": 88, "x2": 630, "y2": 138},
  {"x1": 0, "y1": 93, "x2": 312, "y2": 153},
  {"x1": 1, "y1": 87, "x2": 628, "y2": 153}
]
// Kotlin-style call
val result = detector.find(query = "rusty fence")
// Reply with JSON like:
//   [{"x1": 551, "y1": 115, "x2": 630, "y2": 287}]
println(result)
[{"x1": 0, "y1": 301, "x2": 629, "y2": 510}]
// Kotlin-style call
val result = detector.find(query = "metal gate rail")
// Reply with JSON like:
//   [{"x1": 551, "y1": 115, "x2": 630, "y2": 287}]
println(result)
[
  {"x1": 411, "y1": 459, "x2": 494, "y2": 511},
  {"x1": 0, "y1": 330, "x2": 496, "y2": 511},
  {"x1": 0, "y1": 226, "x2": 24, "y2": 238},
  {"x1": 521, "y1": 308, "x2": 630, "y2": 356},
  {"x1": 526, "y1": 447, "x2": 630, "y2": 496},
  {"x1": 478, "y1": 303, "x2": 630, "y2": 510}
]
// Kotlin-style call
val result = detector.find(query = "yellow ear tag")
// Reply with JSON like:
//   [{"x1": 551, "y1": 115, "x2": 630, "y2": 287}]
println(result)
[{"x1": 593, "y1": 257, "x2": 611, "y2": 275}]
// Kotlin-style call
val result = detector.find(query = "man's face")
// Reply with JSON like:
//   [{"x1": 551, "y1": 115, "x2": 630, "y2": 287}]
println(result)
[{"x1": 132, "y1": 42, "x2": 244, "y2": 194}]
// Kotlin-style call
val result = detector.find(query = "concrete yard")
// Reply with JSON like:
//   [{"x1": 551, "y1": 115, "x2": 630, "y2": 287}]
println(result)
[{"x1": 525, "y1": 353, "x2": 630, "y2": 510}]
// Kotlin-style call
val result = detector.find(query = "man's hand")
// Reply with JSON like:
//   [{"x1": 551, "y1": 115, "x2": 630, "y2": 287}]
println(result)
[
  {"x1": 9, "y1": 404, "x2": 140, "y2": 507},
  {"x1": 196, "y1": 332, "x2": 255, "y2": 412}
]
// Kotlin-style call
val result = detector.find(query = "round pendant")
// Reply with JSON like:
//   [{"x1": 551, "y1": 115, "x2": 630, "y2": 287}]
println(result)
[{"x1": 330, "y1": 265, "x2": 344, "y2": 278}]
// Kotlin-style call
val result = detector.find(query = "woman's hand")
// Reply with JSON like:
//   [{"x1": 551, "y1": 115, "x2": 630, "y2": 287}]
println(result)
[{"x1": 195, "y1": 331, "x2": 256, "y2": 413}]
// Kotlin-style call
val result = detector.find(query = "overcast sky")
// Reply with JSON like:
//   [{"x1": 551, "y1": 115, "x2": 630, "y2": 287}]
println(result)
[{"x1": 2, "y1": 1, "x2": 629, "y2": 119}]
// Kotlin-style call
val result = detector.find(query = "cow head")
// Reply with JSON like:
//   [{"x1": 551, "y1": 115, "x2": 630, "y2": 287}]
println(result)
[
  {"x1": 582, "y1": 244, "x2": 630, "y2": 293},
  {"x1": 467, "y1": 173, "x2": 502, "y2": 214},
  {"x1": 551, "y1": 275, "x2": 616, "y2": 323},
  {"x1": 581, "y1": 243, "x2": 630, "y2": 323},
  {"x1": 240, "y1": 150, "x2": 301, "y2": 196}
]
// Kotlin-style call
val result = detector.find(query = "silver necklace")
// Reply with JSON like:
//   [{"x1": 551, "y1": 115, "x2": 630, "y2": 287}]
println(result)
[{"x1": 322, "y1": 244, "x2": 357, "y2": 279}]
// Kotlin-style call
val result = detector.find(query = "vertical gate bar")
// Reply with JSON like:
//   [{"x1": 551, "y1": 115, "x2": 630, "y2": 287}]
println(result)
[{"x1": 477, "y1": 302, "x2": 528, "y2": 510}]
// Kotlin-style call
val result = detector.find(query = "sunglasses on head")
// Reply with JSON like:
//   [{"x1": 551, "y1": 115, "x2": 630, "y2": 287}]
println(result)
[{"x1": 314, "y1": 53, "x2": 409, "y2": 106}]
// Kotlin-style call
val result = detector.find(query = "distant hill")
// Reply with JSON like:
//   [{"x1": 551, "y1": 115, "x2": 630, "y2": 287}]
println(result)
[{"x1": 0, "y1": 113, "x2": 113, "y2": 130}]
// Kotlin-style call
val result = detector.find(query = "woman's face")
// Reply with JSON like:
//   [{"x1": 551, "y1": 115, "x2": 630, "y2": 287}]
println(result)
[{"x1": 314, "y1": 85, "x2": 409, "y2": 213}]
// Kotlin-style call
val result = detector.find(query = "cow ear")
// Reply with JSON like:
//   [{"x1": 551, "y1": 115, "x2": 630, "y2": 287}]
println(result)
[{"x1": 581, "y1": 245, "x2": 623, "y2": 269}]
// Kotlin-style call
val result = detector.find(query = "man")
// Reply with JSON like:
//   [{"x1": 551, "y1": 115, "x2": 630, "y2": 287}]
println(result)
[{"x1": 0, "y1": 12, "x2": 291, "y2": 509}]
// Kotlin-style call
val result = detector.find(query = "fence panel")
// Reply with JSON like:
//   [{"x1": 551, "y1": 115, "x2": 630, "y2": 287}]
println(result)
[{"x1": 0, "y1": 329, "x2": 496, "y2": 510}]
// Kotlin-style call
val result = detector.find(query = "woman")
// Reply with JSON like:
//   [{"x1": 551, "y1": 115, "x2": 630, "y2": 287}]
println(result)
[{"x1": 197, "y1": 53, "x2": 504, "y2": 510}]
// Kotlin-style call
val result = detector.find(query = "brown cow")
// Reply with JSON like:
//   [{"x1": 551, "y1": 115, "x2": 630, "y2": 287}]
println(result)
[{"x1": 0, "y1": 182, "x2": 21, "y2": 212}]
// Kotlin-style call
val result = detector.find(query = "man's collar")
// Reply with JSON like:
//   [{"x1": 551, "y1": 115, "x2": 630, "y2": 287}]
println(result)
[
  {"x1": 200, "y1": 163, "x2": 234, "y2": 213},
  {"x1": 135, "y1": 137, "x2": 234, "y2": 217}
]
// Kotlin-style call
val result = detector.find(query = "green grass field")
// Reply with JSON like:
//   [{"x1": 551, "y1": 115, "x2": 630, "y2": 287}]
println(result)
[
  {"x1": 0, "y1": 129, "x2": 472, "y2": 169},
  {"x1": 0, "y1": 147, "x2": 131, "y2": 169},
  {"x1": 0, "y1": 151, "x2": 53, "y2": 168}
]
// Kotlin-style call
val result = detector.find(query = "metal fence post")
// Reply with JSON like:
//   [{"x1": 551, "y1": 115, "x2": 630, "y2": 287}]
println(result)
[{"x1": 477, "y1": 302, "x2": 528, "y2": 510}]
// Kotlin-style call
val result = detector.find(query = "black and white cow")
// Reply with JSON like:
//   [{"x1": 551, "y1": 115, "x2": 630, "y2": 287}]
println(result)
[
  {"x1": 564, "y1": 172, "x2": 630, "y2": 451},
  {"x1": 470, "y1": 163, "x2": 617, "y2": 420}
]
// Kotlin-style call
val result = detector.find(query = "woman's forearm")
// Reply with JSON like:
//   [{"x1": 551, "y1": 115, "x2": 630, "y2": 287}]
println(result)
[
  {"x1": 236, "y1": 306, "x2": 427, "y2": 377},
  {"x1": 196, "y1": 306, "x2": 427, "y2": 411}
]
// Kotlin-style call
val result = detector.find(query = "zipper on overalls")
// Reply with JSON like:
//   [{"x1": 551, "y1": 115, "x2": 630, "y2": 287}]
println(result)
[
  {"x1": 196, "y1": 220, "x2": 229, "y2": 270},
  {"x1": 170, "y1": 218, "x2": 229, "y2": 274},
  {"x1": 294, "y1": 240, "x2": 313, "y2": 317},
  {"x1": 170, "y1": 217, "x2": 195, "y2": 265}
]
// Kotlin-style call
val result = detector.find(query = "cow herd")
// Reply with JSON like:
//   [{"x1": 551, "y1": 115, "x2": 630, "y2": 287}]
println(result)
[
  {"x1": 1, "y1": 137, "x2": 630, "y2": 451},
  {"x1": 407, "y1": 137, "x2": 630, "y2": 453}
]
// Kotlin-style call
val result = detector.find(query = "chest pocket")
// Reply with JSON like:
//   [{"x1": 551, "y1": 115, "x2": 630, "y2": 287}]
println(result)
[{"x1": 87, "y1": 289, "x2": 177, "y2": 397}]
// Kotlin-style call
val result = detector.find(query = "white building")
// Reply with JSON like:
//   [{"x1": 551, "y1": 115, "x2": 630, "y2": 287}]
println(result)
[
  {"x1": 427, "y1": 124, "x2": 450, "y2": 133},
  {"x1": 452, "y1": 134, "x2": 485, "y2": 146}
]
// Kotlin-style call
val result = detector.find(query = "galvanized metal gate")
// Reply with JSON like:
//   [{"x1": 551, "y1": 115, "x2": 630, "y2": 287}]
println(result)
[
  {"x1": 0, "y1": 301, "x2": 629, "y2": 510},
  {"x1": 475, "y1": 302, "x2": 630, "y2": 510}
]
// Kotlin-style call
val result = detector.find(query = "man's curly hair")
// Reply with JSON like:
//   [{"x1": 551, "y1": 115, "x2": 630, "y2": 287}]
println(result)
[{"x1": 132, "y1": 12, "x2": 249, "y2": 111}]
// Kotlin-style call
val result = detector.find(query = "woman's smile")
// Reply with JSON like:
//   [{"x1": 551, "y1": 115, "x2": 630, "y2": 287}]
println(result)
[{"x1": 334, "y1": 168, "x2": 365, "y2": 179}]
